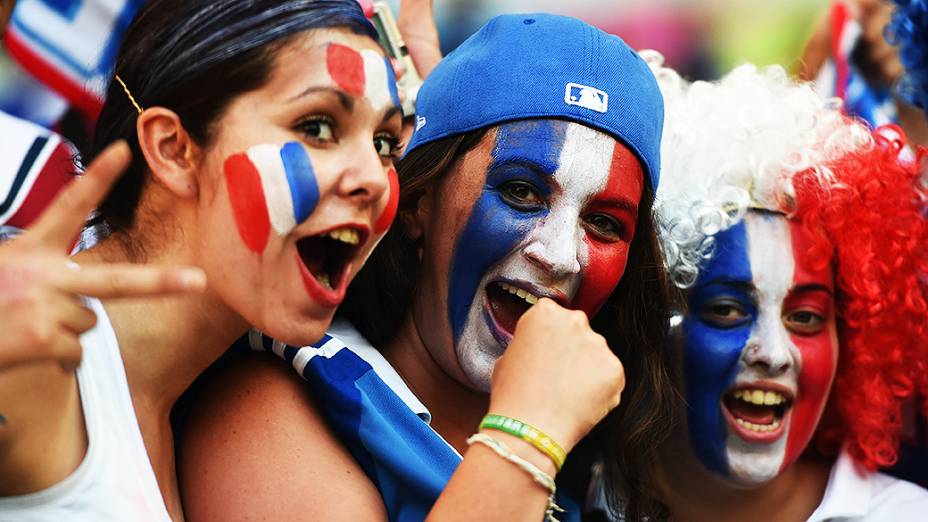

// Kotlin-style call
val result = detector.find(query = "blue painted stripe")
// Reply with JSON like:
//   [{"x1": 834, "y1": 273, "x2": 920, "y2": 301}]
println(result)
[
  {"x1": 682, "y1": 220, "x2": 755, "y2": 476},
  {"x1": 383, "y1": 56, "x2": 402, "y2": 115},
  {"x1": 311, "y1": 334, "x2": 333, "y2": 349},
  {"x1": 279, "y1": 142, "x2": 320, "y2": 225}
]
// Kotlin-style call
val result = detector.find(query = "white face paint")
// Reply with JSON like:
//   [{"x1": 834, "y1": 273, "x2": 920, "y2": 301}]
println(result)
[
  {"x1": 723, "y1": 215, "x2": 797, "y2": 484},
  {"x1": 450, "y1": 121, "x2": 642, "y2": 391}
]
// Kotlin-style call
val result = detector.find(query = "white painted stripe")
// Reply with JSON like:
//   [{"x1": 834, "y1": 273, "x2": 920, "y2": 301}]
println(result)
[
  {"x1": 361, "y1": 49, "x2": 392, "y2": 112},
  {"x1": 248, "y1": 329, "x2": 264, "y2": 351},
  {"x1": 246, "y1": 144, "x2": 295, "y2": 236}
]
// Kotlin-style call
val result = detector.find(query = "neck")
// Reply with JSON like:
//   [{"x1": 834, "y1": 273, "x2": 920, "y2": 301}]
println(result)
[
  {"x1": 75, "y1": 235, "x2": 249, "y2": 417},
  {"x1": 654, "y1": 438, "x2": 831, "y2": 522},
  {"x1": 381, "y1": 312, "x2": 488, "y2": 453}
]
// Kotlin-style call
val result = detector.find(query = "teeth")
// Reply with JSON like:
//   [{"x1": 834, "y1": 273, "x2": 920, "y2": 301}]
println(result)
[
  {"x1": 316, "y1": 273, "x2": 331, "y2": 289},
  {"x1": 497, "y1": 282, "x2": 541, "y2": 305},
  {"x1": 735, "y1": 418, "x2": 781, "y2": 433},
  {"x1": 733, "y1": 388, "x2": 786, "y2": 406},
  {"x1": 328, "y1": 228, "x2": 360, "y2": 245}
]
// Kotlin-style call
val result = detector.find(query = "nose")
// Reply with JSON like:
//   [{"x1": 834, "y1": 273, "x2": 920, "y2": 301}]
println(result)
[
  {"x1": 522, "y1": 209, "x2": 582, "y2": 276},
  {"x1": 334, "y1": 141, "x2": 389, "y2": 206},
  {"x1": 741, "y1": 313, "x2": 793, "y2": 375}
]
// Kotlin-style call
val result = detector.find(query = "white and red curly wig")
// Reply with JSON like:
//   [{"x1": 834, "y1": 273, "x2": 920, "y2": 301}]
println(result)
[{"x1": 647, "y1": 51, "x2": 928, "y2": 471}]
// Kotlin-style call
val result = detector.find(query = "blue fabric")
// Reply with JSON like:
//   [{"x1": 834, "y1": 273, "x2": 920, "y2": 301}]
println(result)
[
  {"x1": 406, "y1": 13, "x2": 663, "y2": 193},
  {"x1": 256, "y1": 331, "x2": 581, "y2": 521}
]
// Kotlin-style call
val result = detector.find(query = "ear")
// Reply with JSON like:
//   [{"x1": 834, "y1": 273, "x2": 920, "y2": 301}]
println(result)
[
  {"x1": 136, "y1": 107, "x2": 201, "y2": 199},
  {"x1": 404, "y1": 186, "x2": 434, "y2": 241}
]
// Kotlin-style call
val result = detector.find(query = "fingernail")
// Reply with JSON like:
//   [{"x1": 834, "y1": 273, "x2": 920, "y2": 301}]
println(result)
[
  {"x1": 179, "y1": 269, "x2": 207, "y2": 289},
  {"x1": 67, "y1": 261, "x2": 81, "y2": 273}
]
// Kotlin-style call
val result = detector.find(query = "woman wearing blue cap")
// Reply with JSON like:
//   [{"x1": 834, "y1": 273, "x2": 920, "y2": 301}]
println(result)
[{"x1": 181, "y1": 12, "x2": 675, "y2": 522}]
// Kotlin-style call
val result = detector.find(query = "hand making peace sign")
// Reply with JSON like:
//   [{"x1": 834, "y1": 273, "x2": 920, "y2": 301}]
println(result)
[{"x1": 0, "y1": 141, "x2": 206, "y2": 372}]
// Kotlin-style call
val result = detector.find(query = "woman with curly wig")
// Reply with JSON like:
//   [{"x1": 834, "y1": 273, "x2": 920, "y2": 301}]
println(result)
[{"x1": 599, "y1": 56, "x2": 928, "y2": 520}]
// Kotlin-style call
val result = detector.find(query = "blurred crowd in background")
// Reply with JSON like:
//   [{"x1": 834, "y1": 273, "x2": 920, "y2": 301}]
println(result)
[{"x1": 0, "y1": 0, "x2": 830, "y2": 126}]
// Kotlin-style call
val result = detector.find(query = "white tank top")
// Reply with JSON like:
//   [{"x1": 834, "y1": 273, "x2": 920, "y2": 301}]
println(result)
[{"x1": 0, "y1": 298, "x2": 172, "y2": 521}]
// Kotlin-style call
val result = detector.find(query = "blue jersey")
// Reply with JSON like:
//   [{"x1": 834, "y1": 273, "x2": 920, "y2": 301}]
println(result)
[{"x1": 250, "y1": 319, "x2": 580, "y2": 522}]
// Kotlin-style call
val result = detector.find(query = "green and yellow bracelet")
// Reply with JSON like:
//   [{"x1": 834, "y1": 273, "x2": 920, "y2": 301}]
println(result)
[{"x1": 479, "y1": 414, "x2": 567, "y2": 471}]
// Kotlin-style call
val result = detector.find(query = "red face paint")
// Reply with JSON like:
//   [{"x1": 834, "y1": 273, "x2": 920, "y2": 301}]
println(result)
[
  {"x1": 374, "y1": 166, "x2": 399, "y2": 234},
  {"x1": 780, "y1": 220, "x2": 838, "y2": 472},
  {"x1": 326, "y1": 43, "x2": 365, "y2": 97},
  {"x1": 572, "y1": 142, "x2": 644, "y2": 316},
  {"x1": 224, "y1": 153, "x2": 271, "y2": 254}
]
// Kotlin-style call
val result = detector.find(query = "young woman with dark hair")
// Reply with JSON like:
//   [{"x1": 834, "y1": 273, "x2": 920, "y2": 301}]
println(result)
[
  {"x1": 180, "y1": 13, "x2": 679, "y2": 522},
  {"x1": 0, "y1": 0, "x2": 405, "y2": 519}
]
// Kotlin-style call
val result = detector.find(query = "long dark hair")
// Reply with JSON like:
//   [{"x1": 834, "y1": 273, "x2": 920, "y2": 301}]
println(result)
[
  {"x1": 87, "y1": 0, "x2": 377, "y2": 233},
  {"x1": 340, "y1": 125, "x2": 682, "y2": 522}
]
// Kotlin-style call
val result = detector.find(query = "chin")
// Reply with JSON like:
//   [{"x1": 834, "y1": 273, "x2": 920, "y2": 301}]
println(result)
[
  {"x1": 257, "y1": 306, "x2": 335, "y2": 348},
  {"x1": 717, "y1": 435, "x2": 788, "y2": 487}
]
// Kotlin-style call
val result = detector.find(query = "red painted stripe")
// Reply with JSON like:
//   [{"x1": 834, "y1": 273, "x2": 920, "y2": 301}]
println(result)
[
  {"x1": 572, "y1": 141, "x2": 644, "y2": 316},
  {"x1": 780, "y1": 220, "x2": 839, "y2": 472},
  {"x1": 374, "y1": 167, "x2": 399, "y2": 234},
  {"x1": 224, "y1": 153, "x2": 271, "y2": 254},
  {"x1": 6, "y1": 140, "x2": 75, "y2": 230},
  {"x1": 326, "y1": 43, "x2": 365, "y2": 97},
  {"x1": 4, "y1": 31, "x2": 103, "y2": 119}
]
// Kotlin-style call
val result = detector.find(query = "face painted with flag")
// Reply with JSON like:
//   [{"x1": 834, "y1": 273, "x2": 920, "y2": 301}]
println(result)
[
  {"x1": 412, "y1": 119, "x2": 645, "y2": 391},
  {"x1": 682, "y1": 211, "x2": 838, "y2": 486},
  {"x1": 201, "y1": 33, "x2": 401, "y2": 345}
]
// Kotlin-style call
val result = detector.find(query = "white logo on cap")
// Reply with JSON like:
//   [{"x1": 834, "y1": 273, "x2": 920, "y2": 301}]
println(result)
[
  {"x1": 564, "y1": 83, "x2": 608, "y2": 113},
  {"x1": 416, "y1": 115, "x2": 427, "y2": 131}
]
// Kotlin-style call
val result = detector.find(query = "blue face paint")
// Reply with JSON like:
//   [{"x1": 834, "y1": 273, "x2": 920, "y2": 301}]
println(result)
[
  {"x1": 280, "y1": 141, "x2": 320, "y2": 224},
  {"x1": 682, "y1": 220, "x2": 756, "y2": 475},
  {"x1": 447, "y1": 120, "x2": 568, "y2": 341}
]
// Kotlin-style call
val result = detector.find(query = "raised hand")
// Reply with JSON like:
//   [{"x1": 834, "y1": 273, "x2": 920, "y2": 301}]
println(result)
[
  {"x1": 0, "y1": 141, "x2": 206, "y2": 371},
  {"x1": 488, "y1": 298, "x2": 625, "y2": 453}
]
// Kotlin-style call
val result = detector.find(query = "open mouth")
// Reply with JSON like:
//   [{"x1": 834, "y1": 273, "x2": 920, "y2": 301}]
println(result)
[
  {"x1": 483, "y1": 281, "x2": 568, "y2": 344},
  {"x1": 721, "y1": 385, "x2": 793, "y2": 443},
  {"x1": 295, "y1": 225, "x2": 367, "y2": 307}
]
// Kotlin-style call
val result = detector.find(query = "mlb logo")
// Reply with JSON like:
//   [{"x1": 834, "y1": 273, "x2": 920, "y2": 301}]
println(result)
[{"x1": 564, "y1": 83, "x2": 608, "y2": 113}]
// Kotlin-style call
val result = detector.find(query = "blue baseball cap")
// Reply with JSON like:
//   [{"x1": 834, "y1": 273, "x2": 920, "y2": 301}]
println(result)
[{"x1": 406, "y1": 13, "x2": 664, "y2": 192}]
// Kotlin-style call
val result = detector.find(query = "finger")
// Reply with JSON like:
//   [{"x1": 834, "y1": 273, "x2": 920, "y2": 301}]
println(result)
[
  {"x1": 28, "y1": 141, "x2": 131, "y2": 250},
  {"x1": 53, "y1": 292, "x2": 98, "y2": 335},
  {"x1": 50, "y1": 329, "x2": 84, "y2": 373},
  {"x1": 53, "y1": 262, "x2": 206, "y2": 299}
]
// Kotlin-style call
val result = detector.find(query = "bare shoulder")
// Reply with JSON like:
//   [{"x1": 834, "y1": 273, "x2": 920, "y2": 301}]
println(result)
[{"x1": 178, "y1": 351, "x2": 387, "y2": 521}]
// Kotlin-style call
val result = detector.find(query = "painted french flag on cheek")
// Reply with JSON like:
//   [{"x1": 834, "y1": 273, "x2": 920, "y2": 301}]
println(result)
[
  {"x1": 326, "y1": 43, "x2": 401, "y2": 113},
  {"x1": 224, "y1": 142, "x2": 320, "y2": 254}
]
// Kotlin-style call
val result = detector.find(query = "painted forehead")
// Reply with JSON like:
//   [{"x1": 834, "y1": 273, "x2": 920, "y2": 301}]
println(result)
[
  {"x1": 696, "y1": 213, "x2": 832, "y2": 290},
  {"x1": 325, "y1": 42, "x2": 401, "y2": 113},
  {"x1": 491, "y1": 120, "x2": 643, "y2": 200}
]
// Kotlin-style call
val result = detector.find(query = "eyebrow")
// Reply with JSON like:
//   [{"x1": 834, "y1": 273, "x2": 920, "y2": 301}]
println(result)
[
  {"x1": 589, "y1": 195, "x2": 639, "y2": 214},
  {"x1": 699, "y1": 279, "x2": 755, "y2": 292},
  {"x1": 490, "y1": 157, "x2": 557, "y2": 177},
  {"x1": 381, "y1": 105, "x2": 402, "y2": 125},
  {"x1": 288, "y1": 86, "x2": 354, "y2": 111},
  {"x1": 791, "y1": 283, "x2": 834, "y2": 296}
]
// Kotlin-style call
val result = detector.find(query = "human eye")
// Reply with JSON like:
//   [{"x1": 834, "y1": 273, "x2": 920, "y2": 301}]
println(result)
[
  {"x1": 294, "y1": 116, "x2": 335, "y2": 144},
  {"x1": 700, "y1": 298, "x2": 751, "y2": 328},
  {"x1": 373, "y1": 133, "x2": 402, "y2": 159},
  {"x1": 498, "y1": 180, "x2": 545, "y2": 211},
  {"x1": 583, "y1": 213, "x2": 624, "y2": 242},
  {"x1": 783, "y1": 310, "x2": 826, "y2": 335}
]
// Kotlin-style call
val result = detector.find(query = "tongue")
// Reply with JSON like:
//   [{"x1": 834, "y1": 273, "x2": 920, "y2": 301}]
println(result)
[{"x1": 725, "y1": 397, "x2": 776, "y2": 425}]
